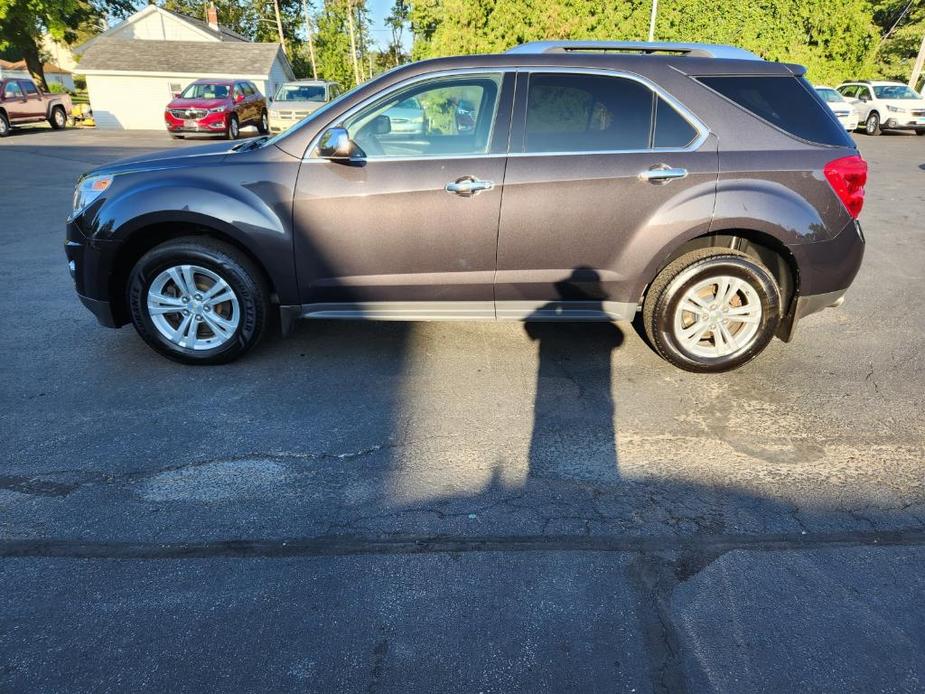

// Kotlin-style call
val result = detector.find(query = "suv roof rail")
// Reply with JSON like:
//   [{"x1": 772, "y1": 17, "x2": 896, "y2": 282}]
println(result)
[{"x1": 505, "y1": 40, "x2": 763, "y2": 61}]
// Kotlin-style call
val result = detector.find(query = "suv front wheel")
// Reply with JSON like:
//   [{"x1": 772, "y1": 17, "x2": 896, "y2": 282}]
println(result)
[
  {"x1": 127, "y1": 238, "x2": 269, "y2": 364},
  {"x1": 643, "y1": 249, "x2": 781, "y2": 373}
]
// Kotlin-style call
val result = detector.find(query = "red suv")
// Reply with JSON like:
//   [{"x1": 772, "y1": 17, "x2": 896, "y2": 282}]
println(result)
[{"x1": 164, "y1": 79, "x2": 268, "y2": 140}]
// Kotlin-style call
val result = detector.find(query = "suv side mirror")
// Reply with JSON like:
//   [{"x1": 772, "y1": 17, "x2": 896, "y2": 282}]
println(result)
[
  {"x1": 235, "y1": 93, "x2": 244, "y2": 103},
  {"x1": 859, "y1": 94, "x2": 869, "y2": 102},
  {"x1": 317, "y1": 126, "x2": 365, "y2": 161}
]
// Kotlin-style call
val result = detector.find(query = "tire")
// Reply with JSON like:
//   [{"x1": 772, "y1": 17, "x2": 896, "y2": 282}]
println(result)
[
  {"x1": 127, "y1": 237, "x2": 269, "y2": 365},
  {"x1": 916, "y1": 128, "x2": 925, "y2": 136},
  {"x1": 226, "y1": 114, "x2": 240, "y2": 140},
  {"x1": 0, "y1": 111, "x2": 10, "y2": 137},
  {"x1": 865, "y1": 111, "x2": 881, "y2": 136},
  {"x1": 257, "y1": 110, "x2": 269, "y2": 135},
  {"x1": 642, "y1": 248, "x2": 781, "y2": 373},
  {"x1": 49, "y1": 105, "x2": 67, "y2": 130},
  {"x1": 170, "y1": 133, "x2": 185, "y2": 140}
]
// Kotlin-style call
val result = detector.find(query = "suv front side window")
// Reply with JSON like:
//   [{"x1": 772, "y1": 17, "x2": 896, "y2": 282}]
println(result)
[
  {"x1": 522, "y1": 73, "x2": 696, "y2": 153},
  {"x1": 20, "y1": 81, "x2": 38, "y2": 96},
  {"x1": 343, "y1": 73, "x2": 502, "y2": 158}
]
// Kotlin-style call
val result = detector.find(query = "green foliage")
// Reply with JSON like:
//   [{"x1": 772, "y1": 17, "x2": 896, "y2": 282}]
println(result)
[
  {"x1": 314, "y1": 0, "x2": 373, "y2": 86},
  {"x1": 0, "y1": 0, "x2": 133, "y2": 88},
  {"x1": 869, "y1": 0, "x2": 925, "y2": 87},
  {"x1": 409, "y1": 0, "x2": 886, "y2": 85}
]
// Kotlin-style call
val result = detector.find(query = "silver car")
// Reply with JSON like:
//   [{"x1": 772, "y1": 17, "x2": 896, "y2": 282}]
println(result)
[{"x1": 269, "y1": 80, "x2": 340, "y2": 133}]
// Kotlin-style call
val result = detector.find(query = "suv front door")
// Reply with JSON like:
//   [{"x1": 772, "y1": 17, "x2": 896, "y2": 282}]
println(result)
[
  {"x1": 292, "y1": 71, "x2": 513, "y2": 314},
  {"x1": 495, "y1": 70, "x2": 718, "y2": 318}
]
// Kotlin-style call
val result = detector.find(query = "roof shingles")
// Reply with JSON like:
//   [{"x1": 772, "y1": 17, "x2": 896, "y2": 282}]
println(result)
[{"x1": 78, "y1": 38, "x2": 287, "y2": 76}]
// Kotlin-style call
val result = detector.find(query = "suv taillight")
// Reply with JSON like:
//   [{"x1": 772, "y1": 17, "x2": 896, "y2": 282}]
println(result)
[{"x1": 823, "y1": 155, "x2": 868, "y2": 219}]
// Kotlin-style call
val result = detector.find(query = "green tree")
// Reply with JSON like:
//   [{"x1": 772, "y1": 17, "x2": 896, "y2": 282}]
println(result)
[
  {"x1": 869, "y1": 0, "x2": 925, "y2": 86},
  {"x1": 0, "y1": 0, "x2": 133, "y2": 88},
  {"x1": 409, "y1": 0, "x2": 879, "y2": 84},
  {"x1": 384, "y1": 0, "x2": 410, "y2": 67},
  {"x1": 314, "y1": 0, "x2": 371, "y2": 86}
]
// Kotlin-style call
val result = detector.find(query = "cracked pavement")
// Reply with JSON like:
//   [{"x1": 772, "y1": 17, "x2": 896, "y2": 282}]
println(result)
[{"x1": 1, "y1": 128, "x2": 924, "y2": 693}]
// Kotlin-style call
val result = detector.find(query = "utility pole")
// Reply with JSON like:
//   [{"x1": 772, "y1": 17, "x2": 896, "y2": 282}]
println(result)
[
  {"x1": 910, "y1": 31, "x2": 925, "y2": 91},
  {"x1": 647, "y1": 0, "x2": 658, "y2": 42},
  {"x1": 346, "y1": 0, "x2": 361, "y2": 85},
  {"x1": 272, "y1": 0, "x2": 287, "y2": 55},
  {"x1": 303, "y1": 0, "x2": 318, "y2": 79}
]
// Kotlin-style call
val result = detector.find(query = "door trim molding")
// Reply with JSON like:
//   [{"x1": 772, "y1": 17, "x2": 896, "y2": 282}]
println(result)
[{"x1": 296, "y1": 300, "x2": 638, "y2": 322}]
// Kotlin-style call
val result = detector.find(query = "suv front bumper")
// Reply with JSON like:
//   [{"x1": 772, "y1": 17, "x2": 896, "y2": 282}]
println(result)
[{"x1": 65, "y1": 218, "x2": 123, "y2": 328}]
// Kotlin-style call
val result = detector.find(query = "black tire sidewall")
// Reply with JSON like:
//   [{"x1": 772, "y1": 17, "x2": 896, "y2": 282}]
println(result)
[
  {"x1": 226, "y1": 115, "x2": 239, "y2": 139},
  {"x1": 51, "y1": 107, "x2": 66, "y2": 128},
  {"x1": 652, "y1": 257, "x2": 780, "y2": 373},
  {"x1": 0, "y1": 113, "x2": 9, "y2": 137},
  {"x1": 128, "y1": 243, "x2": 265, "y2": 364},
  {"x1": 866, "y1": 112, "x2": 880, "y2": 135}
]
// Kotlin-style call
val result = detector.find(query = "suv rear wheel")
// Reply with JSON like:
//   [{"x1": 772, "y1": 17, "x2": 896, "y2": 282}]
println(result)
[
  {"x1": 127, "y1": 238, "x2": 269, "y2": 364},
  {"x1": 643, "y1": 248, "x2": 781, "y2": 373}
]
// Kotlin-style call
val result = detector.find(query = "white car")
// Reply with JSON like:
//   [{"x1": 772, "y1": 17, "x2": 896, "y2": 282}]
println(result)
[
  {"x1": 268, "y1": 80, "x2": 341, "y2": 133},
  {"x1": 836, "y1": 80, "x2": 925, "y2": 136},
  {"x1": 814, "y1": 86, "x2": 859, "y2": 131}
]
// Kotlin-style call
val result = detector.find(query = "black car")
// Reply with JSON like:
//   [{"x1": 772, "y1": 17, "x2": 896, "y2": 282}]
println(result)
[{"x1": 66, "y1": 41, "x2": 866, "y2": 372}]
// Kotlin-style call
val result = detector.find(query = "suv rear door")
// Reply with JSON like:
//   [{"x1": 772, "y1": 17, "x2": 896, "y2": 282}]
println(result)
[
  {"x1": 292, "y1": 71, "x2": 514, "y2": 312},
  {"x1": 495, "y1": 70, "x2": 718, "y2": 318}
]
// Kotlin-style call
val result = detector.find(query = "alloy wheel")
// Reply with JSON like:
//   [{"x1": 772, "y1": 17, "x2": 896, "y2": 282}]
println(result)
[
  {"x1": 671, "y1": 274, "x2": 763, "y2": 358},
  {"x1": 146, "y1": 264, "x2": 240, "y2": 350}
]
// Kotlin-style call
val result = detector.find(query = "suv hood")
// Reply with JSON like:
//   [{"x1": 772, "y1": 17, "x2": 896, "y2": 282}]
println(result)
[
  {"x1": 88, "y1": 140, "x2": 245, "y2": 176},
  {"x1": 166, "y1": 97, "x2": 229, "y2": 110}
]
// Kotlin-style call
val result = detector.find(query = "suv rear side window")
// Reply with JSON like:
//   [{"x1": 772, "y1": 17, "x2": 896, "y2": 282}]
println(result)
[
  {"x1": 525, "y1": 74, "x2": 652, "y2": 152},
  {"x1": 524, "y1": 74, "x2": 700, "y2": 153},
  {"x1": 699, "y1": 76, "x2": 852, "y2": 147}
]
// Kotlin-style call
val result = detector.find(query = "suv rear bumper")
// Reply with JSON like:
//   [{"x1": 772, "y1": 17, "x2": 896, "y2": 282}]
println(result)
[{"x1": 778, "y1": 219, "x2": 865, "y2": 341}]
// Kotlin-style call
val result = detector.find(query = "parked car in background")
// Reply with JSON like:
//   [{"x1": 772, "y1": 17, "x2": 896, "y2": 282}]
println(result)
[
  {"x1": 383, "y1": 96, "x2": 427, "y2": 134},
  {"x1": 164, "y1": 79, "x2": 268, "y2": 140},
  {"x1": 836, "y1": 81, "x2": 925, "y2": 136},
  {"x1": 67, "y1": 41, "x2": 867, "y2": 373},
  {"x1": 0, "y1": 77, "x2": 72, "y2": 137},
  {"x1": 814, "y1": 85, "x2": 859, "y2": 131},
  {"x1": 268, "y1": 80, "x2": 340, "y2": 133}
]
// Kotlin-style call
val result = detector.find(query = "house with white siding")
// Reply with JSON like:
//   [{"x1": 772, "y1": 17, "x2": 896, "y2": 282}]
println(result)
[{"x1": 75, "y1": 5, "x2": 293, "y2": 130}]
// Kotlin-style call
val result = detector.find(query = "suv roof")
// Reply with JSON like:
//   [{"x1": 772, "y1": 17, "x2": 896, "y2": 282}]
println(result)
[
  {"x1": 284, "y1": 79, "x2": 338, "y2": 85},
  {"x1": 506, "y1": 40, "x2": 762, "y2": 61}
]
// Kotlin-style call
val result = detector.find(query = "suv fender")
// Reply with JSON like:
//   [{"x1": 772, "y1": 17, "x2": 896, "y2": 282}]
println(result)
[{"x1": 89, "y1": 181, "x2": 298, "y2": 304}]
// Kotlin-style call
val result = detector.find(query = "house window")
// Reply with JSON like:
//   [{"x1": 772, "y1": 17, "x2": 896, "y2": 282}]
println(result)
[{"x1": 169, "y1": 82, "x2": 182, "y2": 96}]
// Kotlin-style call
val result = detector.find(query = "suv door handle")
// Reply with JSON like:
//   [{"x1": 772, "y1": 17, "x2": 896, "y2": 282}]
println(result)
[
  {"x1": 445, "y1": 176, "x2": 495, "y2": 196},
  {"x1": 639, "y1": 165, "x2": 688, "y2": 183}
]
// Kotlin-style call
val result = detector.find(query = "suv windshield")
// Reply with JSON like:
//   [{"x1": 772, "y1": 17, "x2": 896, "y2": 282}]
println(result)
[
  {"x1": 815, "y1": 88, "x2": 844, "y2": 103},
  {"x1": 873, "y1": 85, "x2": 921, "y2": 100},
  {"x1": 276, "y1": 84, "x2": 327, "y2": 102},
  {"x1": 180, "y1": 83, "x2": 230, "y2": 99}
]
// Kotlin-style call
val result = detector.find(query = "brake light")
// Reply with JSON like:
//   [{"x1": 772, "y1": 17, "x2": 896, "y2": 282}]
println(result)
[{"x1": 823, "y1": 155, "x2": 868, "y2": 219}]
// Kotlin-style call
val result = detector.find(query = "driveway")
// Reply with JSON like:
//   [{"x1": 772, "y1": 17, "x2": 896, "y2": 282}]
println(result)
[{"x1": 1, "y1": 127, "x2": 924, "y2": 693}]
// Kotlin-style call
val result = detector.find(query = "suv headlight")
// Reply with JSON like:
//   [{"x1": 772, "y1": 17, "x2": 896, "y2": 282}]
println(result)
[
  {"x1": 207, "y1": 106, "x2": 226, "y2": 114},
  {"x1": 886, "y1": 105, "x2": 907, "y2": 113},
  {"x1": 72, "y1": 174, "x2": 113, "y2": 215}
]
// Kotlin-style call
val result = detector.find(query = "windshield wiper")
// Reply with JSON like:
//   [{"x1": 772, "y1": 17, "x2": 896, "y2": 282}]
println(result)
[{"x1": 232, "y1": 136, "x2": 270, "y2": 152}]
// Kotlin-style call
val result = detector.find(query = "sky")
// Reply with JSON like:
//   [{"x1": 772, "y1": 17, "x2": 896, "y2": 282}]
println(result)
[{"x1": 365, "y1": 0, "x2": 411, "y2": 51}]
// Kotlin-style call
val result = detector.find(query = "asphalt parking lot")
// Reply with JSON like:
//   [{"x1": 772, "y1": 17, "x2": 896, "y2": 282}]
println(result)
[{"x1": 1, "y1": 125, "x2": 924, "y2": 693}]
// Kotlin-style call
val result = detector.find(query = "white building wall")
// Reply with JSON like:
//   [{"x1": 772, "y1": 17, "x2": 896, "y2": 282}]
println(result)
[{"x1": 110, "y1": 11, "x2": 215, "y2": 42}]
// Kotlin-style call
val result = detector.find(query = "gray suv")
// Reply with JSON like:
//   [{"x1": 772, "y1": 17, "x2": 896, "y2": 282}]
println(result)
[{"x1": 66, "y1": 41, "x2": 866, "y2": 372}]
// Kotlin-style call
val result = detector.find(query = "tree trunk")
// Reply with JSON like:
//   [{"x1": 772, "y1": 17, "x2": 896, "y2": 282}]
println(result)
[
  {"x1": 910, "y1": 31, "x2": 925, "y2": 91},
  {"x1": 272, "y1": 0, "x2": 287, "y2": 55},
  {"x1": 22, "y1": 38, "x2": 48, "y2": 92},
  {"x1": 345, "y1": 0, "x2": 361, "y2": 85},
  {"x1": 303, "y1": 0, "x2": 318, "y2": 80}
]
